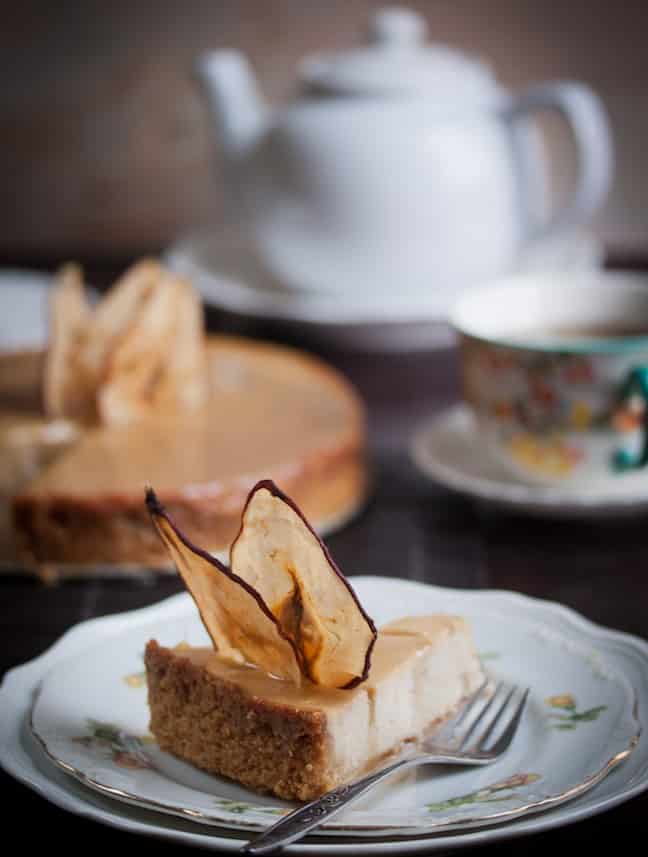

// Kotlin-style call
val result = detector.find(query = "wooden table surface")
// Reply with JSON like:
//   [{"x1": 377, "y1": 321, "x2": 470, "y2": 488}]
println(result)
[{"x1": 2, "y1": 302, "x2": 647, "y2": 854}]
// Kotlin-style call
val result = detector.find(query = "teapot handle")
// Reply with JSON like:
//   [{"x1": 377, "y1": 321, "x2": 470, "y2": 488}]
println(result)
[{"x1": 505, "y1": 81, "x2": 613, "y2": 243}]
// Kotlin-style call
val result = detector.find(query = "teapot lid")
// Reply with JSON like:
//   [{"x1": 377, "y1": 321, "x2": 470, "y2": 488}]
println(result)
[{"x1": 299, "y1": 7, "x2": 499, "y2": 104}]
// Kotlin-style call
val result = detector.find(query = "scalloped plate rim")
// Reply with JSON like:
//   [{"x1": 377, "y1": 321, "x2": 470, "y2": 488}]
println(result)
[
  {"x1": 21, "y1": 577, "x2": 647, "y2": 840},
  {"x1": 2, "y1": 579, "x2": 648, "y2": 853}
]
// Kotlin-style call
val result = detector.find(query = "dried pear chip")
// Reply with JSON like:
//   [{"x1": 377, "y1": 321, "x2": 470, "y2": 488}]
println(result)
[
  {"x1": 43, "y1": 259, "x2": 207, "y2": 427},
  {"x1": 83, "y1": 258, "x2": 163, "y2": 377},
  {"x1": 97, "y1": 273, "x2": 184, "y2": 425},
  {"x1": 230, "y1": 480, "x2": 377, "y2": 689},
  {"x1": 159, "y1": 275, "x2": 208, "y2": 412},
  {"x1": 146, "y1": 488, "x2": 301, "y2": 684},
  {"x1": 43, "y1": 263, "x2": 93, "y2": 422},
  {"x1": 98, "y1": 272, "x2": 207, "y2": 425}
]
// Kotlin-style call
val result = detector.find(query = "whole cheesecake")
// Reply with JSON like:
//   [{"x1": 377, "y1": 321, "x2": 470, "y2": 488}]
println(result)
[{"x1": 7, "y1": 335, "x2": 366, "y2": 572}]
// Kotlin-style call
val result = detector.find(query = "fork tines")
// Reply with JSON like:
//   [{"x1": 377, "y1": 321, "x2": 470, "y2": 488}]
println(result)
[{"x1": 430, "y1": 679, "x2": 530, "y2": 756}]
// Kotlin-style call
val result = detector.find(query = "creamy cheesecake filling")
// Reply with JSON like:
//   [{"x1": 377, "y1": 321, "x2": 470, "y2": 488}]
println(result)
[
  {"x1": 168, "y1": 614, "x2": 482, "y2": 786},
  {"x1": 335, "y1": 615, "x2": 483, "y2": 780}
]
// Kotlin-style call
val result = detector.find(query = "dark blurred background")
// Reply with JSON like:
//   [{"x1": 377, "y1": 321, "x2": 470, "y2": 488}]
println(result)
[{"x1": 1, "y1": 0, "x2": 647, "y2": 267}]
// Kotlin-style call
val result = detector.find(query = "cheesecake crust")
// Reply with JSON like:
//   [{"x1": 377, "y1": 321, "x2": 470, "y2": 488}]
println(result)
[{"x1": 145, "y1": 640, "x2": 334, "y2": 801}]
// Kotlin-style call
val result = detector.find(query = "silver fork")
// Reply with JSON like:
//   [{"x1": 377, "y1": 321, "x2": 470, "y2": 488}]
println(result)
[{"x1": 241, "y1": 679, "x2": 529, "y2": 855}]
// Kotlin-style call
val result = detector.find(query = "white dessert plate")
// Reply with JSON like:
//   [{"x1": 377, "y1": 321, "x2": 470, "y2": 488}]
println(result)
[
  {"x1": 411, "y1": 404, "x2": 648, "y2": 519},
  {"x1": 164, "y1": 229, "x2": 602, "y2": 352},
  {"x1": 7, "y1": 577, "x2": 645, "y2": 850}
]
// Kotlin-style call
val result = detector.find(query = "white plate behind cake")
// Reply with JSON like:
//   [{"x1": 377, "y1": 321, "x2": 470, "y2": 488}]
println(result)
[
  {"x1": 0, "y1": 268, "x2": 101, "y2": 355},
  {"x1": 0, "y1": 269, "x2": 52, "y2": 351},
  {"x1": 4, "y1": 577, "x2": 645, "y2": 852},
  {"x1": 411, "y1": 404, "x2": 648, "y2": 518}
]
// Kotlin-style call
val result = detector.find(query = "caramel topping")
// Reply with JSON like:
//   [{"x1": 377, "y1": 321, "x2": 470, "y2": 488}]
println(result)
[
  {"x1": 174, "y1": 615, "x2": 461, "y2": 709},
  {"x1": 21, "y1": 340, "x2": 358, "y2": 498}
]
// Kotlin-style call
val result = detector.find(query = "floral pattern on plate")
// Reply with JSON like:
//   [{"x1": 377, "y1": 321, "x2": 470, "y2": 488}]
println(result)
[
  {"x1": 73, "y1": 720, "x2": 156, "y2": 770},
  {"x1": 426, "y1": 773, "x2": 542, "y2": 813},
  {"x1": 545, "y1": 695, "x2": 608, "y2": 730}
]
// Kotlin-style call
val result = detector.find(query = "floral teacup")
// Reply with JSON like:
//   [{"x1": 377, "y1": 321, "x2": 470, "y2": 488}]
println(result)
[{"x1": 450, "y1": 273, "x2": 648, "y2": 484}]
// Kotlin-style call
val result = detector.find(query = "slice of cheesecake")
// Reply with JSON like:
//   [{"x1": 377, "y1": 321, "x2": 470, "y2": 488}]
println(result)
[
  {"x1": 144, "y1": 481, "x2": 483, "y2": 801},
  {"x1": 145, "y1": 614, "x2": 483, "y2": 801}
]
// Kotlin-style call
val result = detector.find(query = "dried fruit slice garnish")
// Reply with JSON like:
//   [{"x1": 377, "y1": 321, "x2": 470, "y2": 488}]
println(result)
[
  {"x1": 42, "y1": 260, "x2": 207, "y2": 427},
  {"x1": 98, "y1": 271, "x2": 187, "y2": 425},
  {"x1": 82, "y1": 259, "x2": 163, "y2": 377},
  {"x1": 43, "y1": 263, "x2": 93, "y2": 422},
  {"x1": 158, "y1": 274, "x2": 208, "y2": 412},
  {"x1": 230, "y1": 480, "x2": 376, "y2": 689},
  {"x1": 145, "y1": 488, "x2": 301, "y2": 684}
]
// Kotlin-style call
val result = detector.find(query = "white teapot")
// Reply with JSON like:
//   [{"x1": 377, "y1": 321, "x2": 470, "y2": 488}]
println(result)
[{"x1": 196, "y1": 7, "x2": 612, "y2": 297}]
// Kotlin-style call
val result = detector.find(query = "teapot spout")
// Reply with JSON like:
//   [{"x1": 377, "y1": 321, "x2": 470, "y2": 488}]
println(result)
[{"x1": 195, "y1": 50, "x2": 267, "y2": 160}]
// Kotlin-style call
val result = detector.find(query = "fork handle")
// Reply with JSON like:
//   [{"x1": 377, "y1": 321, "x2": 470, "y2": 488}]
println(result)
[{"x1": 241, "y1": 757, "x2": 413, "y2": 855}]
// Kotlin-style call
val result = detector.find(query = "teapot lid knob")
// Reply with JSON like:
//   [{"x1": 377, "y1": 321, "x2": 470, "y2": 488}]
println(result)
[
  {"x1": 299, "y1": 5, "x2": 497, "y2": 101},
  {"x1": 369, "y1": 7, "x2": 427, "y2": 46}
]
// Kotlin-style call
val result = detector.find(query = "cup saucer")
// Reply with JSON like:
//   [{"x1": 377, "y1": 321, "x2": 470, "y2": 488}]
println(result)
[
  {"x1": 411, "y1": 403, "x2": 648, "y2": 518},
  {"x1": 164, "y1": 228, "x2": 602, "y2": 352}
]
